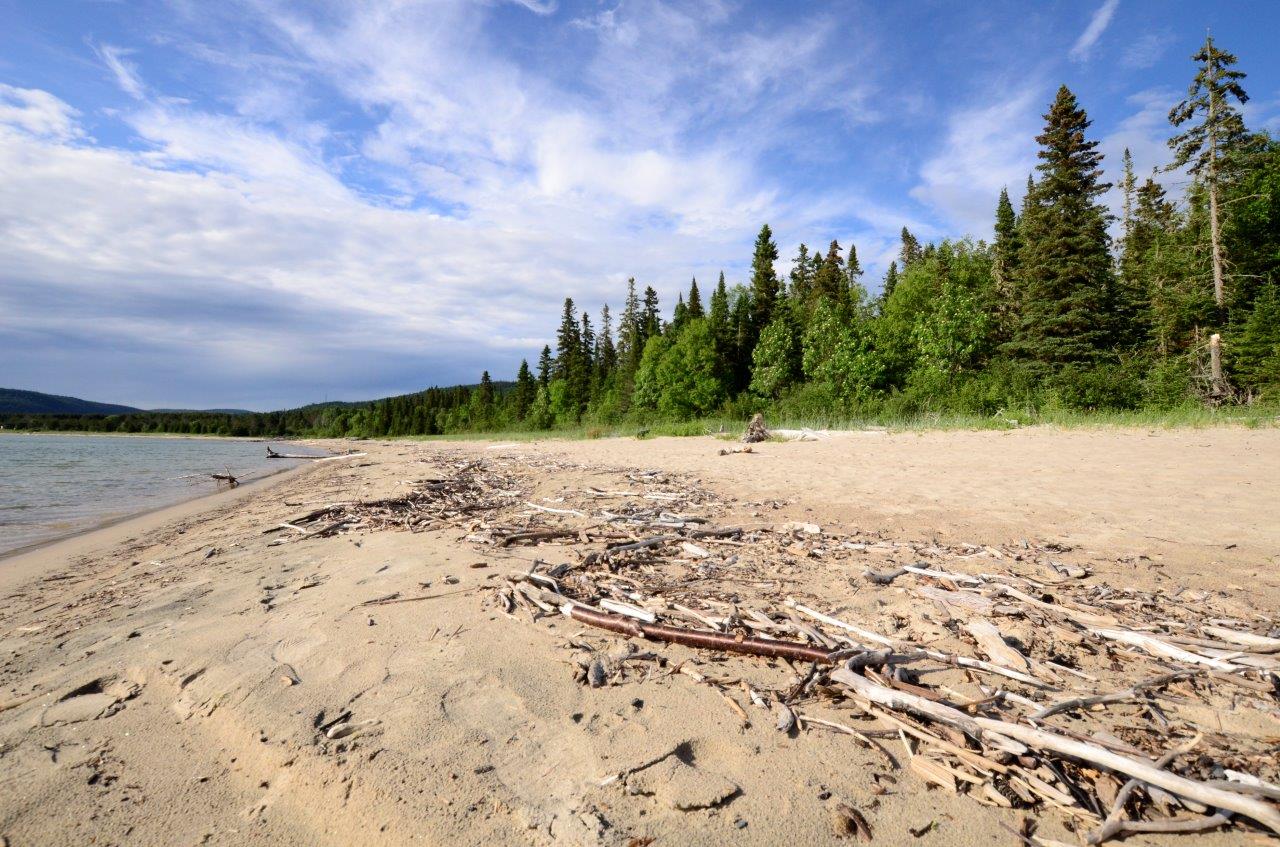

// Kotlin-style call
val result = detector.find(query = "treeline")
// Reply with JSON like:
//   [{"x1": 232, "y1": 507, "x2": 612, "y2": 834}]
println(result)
[{"x1": 4, "y1": 36, "x2": 1277, "y2": 440}]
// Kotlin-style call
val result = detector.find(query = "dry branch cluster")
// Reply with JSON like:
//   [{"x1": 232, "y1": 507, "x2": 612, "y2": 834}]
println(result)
[{"x1": 271, "y1": 451, "x2": 1280, "y2": 843}]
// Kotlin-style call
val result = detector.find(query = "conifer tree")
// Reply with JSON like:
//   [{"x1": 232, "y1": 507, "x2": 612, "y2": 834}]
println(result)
[
  {"x1": 1008, "y1": 86, "x2": 1115, "y2": 370},
  {"x1": 1233, "y1": 283, "x2": 1280, "y2": 390},
  {"x1": 789, "y1": 243, "x2": 814, "y2": 304},
  {"x1": 846, "y1": 243, "x2": 863, "y2": 300},
  {"x1": 686, "y1": 278, "x2": 704, "y2": 319},
  {"x1": 708, "y1": 272, "x2": 732, "y2": 380},
  {"x1": 671, "y1": 293, "x2": 688, "y2": 331},
  {"x1": 618, "y1": 277, "x2": 643, "y2": 375},
  {"x1": 642, "y1": 286, "x2": 662, "y2": 339},
  {"x1": 1168, "y1": 34, "x2": 1250, "y2": 307},
  {"x1": 748, "y1": 224, "x2": 780, "y2": 335},
  {"x1": 882, "y1": 262, "x2": 899, "y2": 303},
  {"x1": 597, "y1": 304, "x2": 617, "y2": 378},
  {"x1": 899, "y1": 227, "x2": 922, "y2": 269},
  {"x1": 812, "y1": 239, "x2": 845, "y2": 304},
  {"x1": 513, "y1": 359, "x2": 536, "y2": 420},
  {"x1": 555, "y1": 298, "x2": 581, "y2": 380},
  {"x1": 1120, "y1": 148, "x2": 1136, "y2": 240},
  {"x1": 992, "y1": 188, "x2": 1021, "y2": 341},
  {"x1": 580, "y1": 311, "x2": 595, "y2": 363},
  {"x1": 537, "y1": 345, "x2": 552, "y2": 389},
  {"x1": 474, "y1": 370, "x2": 495, "y2": 427}
]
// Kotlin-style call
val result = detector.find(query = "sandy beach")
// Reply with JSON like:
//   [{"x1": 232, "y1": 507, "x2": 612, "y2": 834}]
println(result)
[{"x1": 1, "y1": 427, "x2": 1278, "y2": 846}]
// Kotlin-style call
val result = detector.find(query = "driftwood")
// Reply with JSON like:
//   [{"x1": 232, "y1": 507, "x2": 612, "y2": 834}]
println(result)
[
  {"x1": 210, "y1": 472, "x2": 238, "y2": 487},
  {"x1": 742, "y1": 413, "x2": 769, "y2": 443},
  {"x1": 972, "y1": 718, "x2": 1280, "y2": 835},
  {"x1": 564, "y1": 604, "x2": 834, "y2": 664},
  {"x1": 498, "y1": 528, "x2": 579, "y2": 547}
]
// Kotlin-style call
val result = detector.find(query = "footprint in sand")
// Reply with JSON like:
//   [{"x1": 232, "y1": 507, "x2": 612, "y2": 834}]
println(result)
[{"x1": 37, "y1": 674, "x2": 143, "y2": 727}]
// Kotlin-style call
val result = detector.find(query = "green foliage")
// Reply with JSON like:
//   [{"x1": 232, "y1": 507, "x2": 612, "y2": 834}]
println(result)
[
  {"x1": 1007, "y1": 86, "x2": 1115, "y2": 370},
  {"x1": 633, "y1": 319, "x2": 726, "y2": 418},
  {"x1": 801, "y1": 298, "x2": 882, "y2": 405},
  {"x1": 749, "y1": 303, "x2": 802, "y2": 399}
]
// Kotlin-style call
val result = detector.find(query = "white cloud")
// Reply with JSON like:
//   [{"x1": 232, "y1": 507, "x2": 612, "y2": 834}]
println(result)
[
  {"x1": 504, "y1": 0, "x2": 558, "y2": 13},
  {"x1": 1069, "y1": 0, "x2": 1120, "y2": 62},
  {"x1": 94, "y1": 43, "x2": 146, "y2": 99},
  {"x1": 0, "y1": 0, "x2": 934, "y2": 405},
  {"x1": 910, "y1": 88, "x2": 1042, "y2": 237},
  {"x1": 0, "y1": 85, "x2": 82, "y2": 140},
  {"x1": 1120, "y1": 31, "x2": 1175, "y2": 69}
]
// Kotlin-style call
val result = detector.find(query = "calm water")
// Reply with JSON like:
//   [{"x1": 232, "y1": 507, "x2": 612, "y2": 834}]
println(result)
[{"x1": 0, "y1": 435, "x2": 325, "y2": 555}]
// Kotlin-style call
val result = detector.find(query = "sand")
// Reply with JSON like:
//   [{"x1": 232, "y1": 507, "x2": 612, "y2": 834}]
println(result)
[{"x1": 0, "y1": 427, "x2": 1277, "y2": 846}]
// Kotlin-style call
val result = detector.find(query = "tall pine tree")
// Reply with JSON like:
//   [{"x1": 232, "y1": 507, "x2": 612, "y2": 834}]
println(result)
[
  {"x1": 1007, "y1": 86, "x2": 1115, "y2": 371},
  {"x1": 1168, "y1": 34, "x2": 1250, "y2": 309},
  {"x1": 748, "y1": 224, "x2": 780, "y2": 337}
]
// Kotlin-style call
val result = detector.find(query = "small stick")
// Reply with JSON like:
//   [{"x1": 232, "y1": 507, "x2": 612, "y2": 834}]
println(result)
[{"x1": 796, "y1": 714, "x2": 900, "y2": 769}]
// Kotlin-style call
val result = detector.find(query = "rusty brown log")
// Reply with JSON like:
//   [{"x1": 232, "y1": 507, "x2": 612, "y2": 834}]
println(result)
[
  {"x1": 566, "y1": 605, "x2": 834, "y2": 664},
  {"x1": 498, "y1": 529, "x2": 579, "y2": 548}
]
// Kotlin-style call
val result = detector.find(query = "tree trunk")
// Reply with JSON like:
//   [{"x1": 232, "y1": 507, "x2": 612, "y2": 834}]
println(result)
[
  {"x1": 1209, "y1": 178, "x2": 1225, "y2": 308},
  {"x1": 1209, "y1": 332, "x2": 1224, "y2": 396}
]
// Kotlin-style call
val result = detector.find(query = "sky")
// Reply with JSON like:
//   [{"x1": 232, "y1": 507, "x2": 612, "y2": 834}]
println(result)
[{"x1": 1, "y1": 0, "x2": 1278, "y2": 410}]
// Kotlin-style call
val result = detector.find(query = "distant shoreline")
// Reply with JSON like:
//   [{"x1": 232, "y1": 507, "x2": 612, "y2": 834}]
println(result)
[{"x1": 0, "y1": 459, "x2": 318, "y2": 590}]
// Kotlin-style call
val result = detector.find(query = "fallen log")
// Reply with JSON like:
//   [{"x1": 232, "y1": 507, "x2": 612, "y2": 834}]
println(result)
[{"x1": 563, "y1": 604, "x2": 834, "y2": 664}]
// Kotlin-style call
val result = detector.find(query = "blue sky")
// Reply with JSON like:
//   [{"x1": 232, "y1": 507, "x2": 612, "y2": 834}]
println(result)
[{"x1": 1, "y1": 0, "x2": 1277, "y2": 410}]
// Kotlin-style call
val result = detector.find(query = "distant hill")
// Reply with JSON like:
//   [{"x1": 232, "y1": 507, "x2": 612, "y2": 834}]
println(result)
[
  {"x1": 0, "y1": 389, "x2": 251, "y2": 416},
  {"x1": 0, "y1": 388, "x2": 140, "y2": 415}
]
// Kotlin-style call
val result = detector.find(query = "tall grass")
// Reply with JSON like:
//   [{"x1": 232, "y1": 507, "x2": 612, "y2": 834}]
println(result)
[{"x1": 403, "y1": 402, "x2": 1277, "y2": 442}]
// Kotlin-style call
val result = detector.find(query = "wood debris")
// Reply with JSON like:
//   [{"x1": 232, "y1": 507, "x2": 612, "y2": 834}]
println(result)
[{"x1": 308, "y1": 448, "x2": 1280, "y2": 842}]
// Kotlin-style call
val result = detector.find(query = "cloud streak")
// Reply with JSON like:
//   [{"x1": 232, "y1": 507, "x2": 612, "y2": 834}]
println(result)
[{"x1": 1070, "y1": 0, "x2": 1120, "y2": 62}]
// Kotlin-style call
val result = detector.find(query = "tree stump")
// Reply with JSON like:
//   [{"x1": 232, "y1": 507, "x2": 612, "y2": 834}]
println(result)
[{"x1": 742, "y1": 413, "x2": 769, "y2": 443}]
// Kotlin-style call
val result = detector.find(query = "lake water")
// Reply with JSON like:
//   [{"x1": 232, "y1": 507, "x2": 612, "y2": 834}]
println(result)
[{"x1": 0, "y1": 434, "x2": 325, "y2": 556}]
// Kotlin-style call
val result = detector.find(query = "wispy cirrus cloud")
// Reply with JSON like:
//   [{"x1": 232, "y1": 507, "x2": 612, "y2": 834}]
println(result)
[
  {"x1": 1069, "y1": 0, "x2": 1121, "y2": 62},
  {"x1": 910, "y1": 86, "x2": 1043, "y2": 237},
  {"x1": 92, "y1": 42, "x2": 146, "y2": 99}
]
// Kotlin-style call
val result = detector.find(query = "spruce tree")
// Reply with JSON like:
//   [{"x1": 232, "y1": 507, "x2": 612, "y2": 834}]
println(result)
[
  {"x1": 686, "y1": 278, "x2": 704, "y2": 319},
  {"x1": 811, "y1": 240, "x2": 845, "y2": 305},
  {"x1": 555, "y1": 298, "x2": 581, "y2": 380},
  {"x1": 992, "y1": 187, "x2": 1021, "y2": 341},
  {"x1": 882, "y1": 262, "x2": 898, "y2": 299},
  {"x1": 1008, "y1": 85, "x2": 1115, "y2": 370},
  {"x1": 899, "y1": 227, "x2": 922, "y2": 268},
  {"x1": 513, "y1": 359, "x2": 536, "y2": 420},
  {"x1": 597, "y1": 304, "x2": 617, "y2": 378},
  {"x1": 1233, "y1": 283, "x2": 1280, "y2": 390},
  {"x1": 748, "y1": 224, "x2": 780, "y2": 335},
  {"x1": 1168, "y1": 34, "x2": 1250, "y2": 307},
  {"x1": 789, "y1": 243, "x2": 814, "y2": 305},
  {"x1": 537, "y1": 345, "x2": 552, "y2": 389},
  {"x1": 671, "y1": 293, "x2": 688, "y2": 331},
  {"x1": 642, "y1": 286, "x2": 661, "y2": 339},
  {"x1": 846, "y1": 242, "x2": 863, "y2": 299},
  {"x1": 1120, "y1": 148, "x2": 1136, "y2": 240}
]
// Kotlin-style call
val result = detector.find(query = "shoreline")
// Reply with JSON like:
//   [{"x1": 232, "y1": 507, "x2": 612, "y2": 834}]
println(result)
[{"x1": 0, "y1": 460, "x2": 317, "y2": 594}]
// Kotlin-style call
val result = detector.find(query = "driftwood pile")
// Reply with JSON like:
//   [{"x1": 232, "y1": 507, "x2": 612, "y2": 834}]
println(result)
[
  {"x1": 262, "y1": 458, "x2": 521, "y2": 542},
  {"x1": 270, "y1": 451, "x2": 1280, "y2": 842}
]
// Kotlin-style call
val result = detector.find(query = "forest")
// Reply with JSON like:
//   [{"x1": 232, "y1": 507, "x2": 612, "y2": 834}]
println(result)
[{"x1": 4, "y1": 37, "x2": 1277, "y2": 440}]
